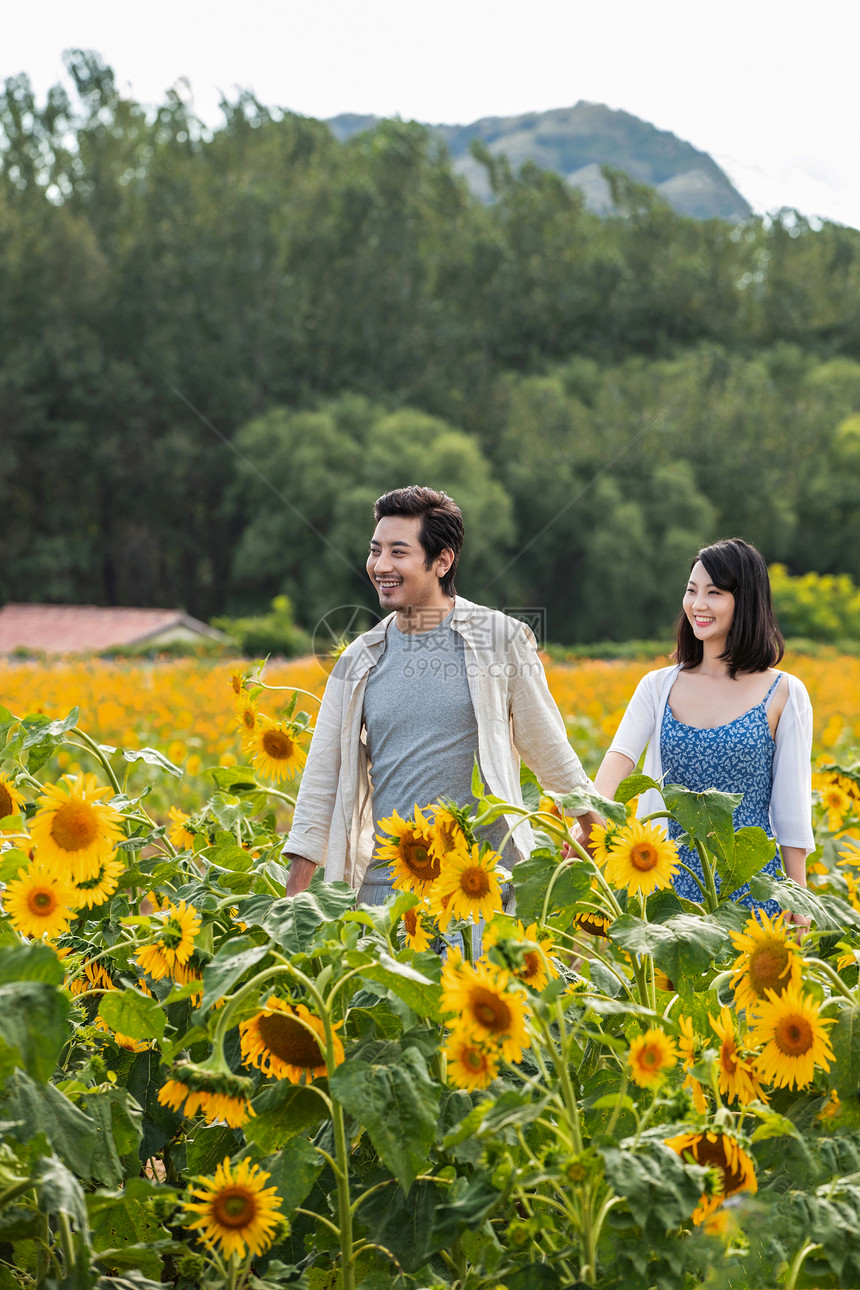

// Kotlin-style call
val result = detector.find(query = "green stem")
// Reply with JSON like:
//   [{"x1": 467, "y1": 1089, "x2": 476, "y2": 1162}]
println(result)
[
  {"x1": 674, "y1": 859, "x2": 708, "y2": 901},
  {"x1": 57, "y1": 1211, "x2": 76, "y2": 1273},
  {"x1": 693, "y1": 839, "x2": 720, "y2": 912},
  {"x1": 68, "y1": 728, "x2": 123, "y2": 795},
  {"x1": 783, "y1": 1241, "x2": 822, "y2": 1290},
  {"x1": 805, "y1": 957, "x2": 858, "y2": 1003},
  {"x1": 252, "y1": 680, "x2": 322, "y2": 705},
  {"x1": 256, "y1": 783, "x2": 297, "y2": 805}
]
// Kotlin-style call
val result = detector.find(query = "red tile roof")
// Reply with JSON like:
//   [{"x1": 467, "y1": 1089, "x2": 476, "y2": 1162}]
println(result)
[{"x1": 0, "y1": 604, "x2": 223, "y2": 654}]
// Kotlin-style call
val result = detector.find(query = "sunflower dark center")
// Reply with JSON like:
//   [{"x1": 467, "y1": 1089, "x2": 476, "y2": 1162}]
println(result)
[
  {"x1": 577, "y1": 914, "x2": 610, "y2": 937},
  {"x1": 258, "y1": 1012, "x2": 324, "y2": 1067},
  {"x1": 749, "y1": 942, "x2": 790, "y2": 995},
  {"x1": 0, "y1": 786, "x2": 13, "y2": 817},
  {"x1": 213, "y1": 1186, "x2": 256, "y2": 1228},
  {"x1": 460, "y1": 868, "x2": 490, "y2": 897},
  {"x1": 690, "y1": 1138, "x2": 746, "y2": 1194},
  {"x1": 50, "y1": 802, "x2": 99, "y2": 852},
  {"x1": 262, "y1": 730, "x2": 293, "y2": 760},
  {"x1": 721, "y1": 1039, "x2": 738, "y2": 1074},
  {"x1": 402, "y1": 839, "x2": 440, "y2": 881},
  {"x1": 522, "y1": 952, "x2": 540, "y2": 980},
  {"x1": 28, "y1": 889, "x2": 56, "y2": 915},
  {"x1": 463, "y1": 1047, "x2": 486, "y2": 1072},
  {"x1": 629, "y1": 843, "x2": 659, "y2": 872},
  {"x1": 774, "y1": 1015, "x2": 813, "y2": 1056},
  {"x1": 403, "y1": 908, "x2": 418, "y2": 935},
  {"x1": 640, "y1": 1046, "x2": 661, "y2": 1068},
  {"x1": 470, "y1": 987, "x2": 512, "y2": 1033}
]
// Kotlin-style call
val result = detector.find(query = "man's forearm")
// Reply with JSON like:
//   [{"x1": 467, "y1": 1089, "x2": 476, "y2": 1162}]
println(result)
[{"x1": 284, "y1": 854, "x2": 319, "y2": 897}]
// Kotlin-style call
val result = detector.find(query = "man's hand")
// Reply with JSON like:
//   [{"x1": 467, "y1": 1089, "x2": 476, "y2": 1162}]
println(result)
[
  {"x1": 285, "y1": 855, "x2": 318, "y2": 898},
  {"x1": 562, "y1": 810, "x2": 604, "y2": 859}
]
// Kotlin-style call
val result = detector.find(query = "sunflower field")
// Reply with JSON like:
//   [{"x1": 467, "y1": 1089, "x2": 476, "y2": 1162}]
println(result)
[{"x1": 1, "y1": 658, "x2": 860, "y2": 1288}]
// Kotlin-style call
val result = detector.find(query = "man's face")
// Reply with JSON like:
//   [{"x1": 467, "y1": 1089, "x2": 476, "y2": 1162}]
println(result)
[{"x1": 366, "y1": 515, "x2": 451, "y2": 612}]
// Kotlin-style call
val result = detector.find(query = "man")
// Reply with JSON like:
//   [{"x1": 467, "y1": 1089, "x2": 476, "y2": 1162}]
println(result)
[{"x1": 284, "y1": 485, "x2": 601, "y2": 899}]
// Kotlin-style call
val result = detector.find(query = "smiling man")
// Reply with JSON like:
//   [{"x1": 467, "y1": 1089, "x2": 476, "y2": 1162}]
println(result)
[{"x1": 283, "y1": 485, "x2": 601, "y2": 901}]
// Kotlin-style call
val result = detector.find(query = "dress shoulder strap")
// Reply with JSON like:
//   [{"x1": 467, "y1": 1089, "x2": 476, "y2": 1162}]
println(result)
[{"x1": 763, "y1": 672, "x2": 784, "y2": 711}]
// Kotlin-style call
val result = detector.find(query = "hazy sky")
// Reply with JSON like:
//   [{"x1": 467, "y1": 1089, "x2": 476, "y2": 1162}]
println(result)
[{"x1": 6, "y1": 0, "x2": 860, "y2": 227}]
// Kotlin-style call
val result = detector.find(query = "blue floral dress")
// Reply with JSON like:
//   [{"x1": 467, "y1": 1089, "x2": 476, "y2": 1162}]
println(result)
[{"x1": 660, "y1": 674, "x2": 784, "y2": 916}]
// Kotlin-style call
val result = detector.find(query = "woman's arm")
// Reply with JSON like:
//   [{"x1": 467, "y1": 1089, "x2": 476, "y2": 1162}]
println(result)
[{"x1": 594, "y1": 751, "x2": 635, "y2": 801}]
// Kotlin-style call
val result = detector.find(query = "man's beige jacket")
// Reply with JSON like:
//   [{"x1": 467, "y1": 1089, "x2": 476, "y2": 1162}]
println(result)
[{"x1": 284, "y1": 597, "x2": 594, "y2": 889}]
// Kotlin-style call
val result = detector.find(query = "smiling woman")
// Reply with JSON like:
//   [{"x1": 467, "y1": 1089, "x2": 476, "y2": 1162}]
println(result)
[{"x1": 592, "y1": 538, "x2": 814, "y2": 928}]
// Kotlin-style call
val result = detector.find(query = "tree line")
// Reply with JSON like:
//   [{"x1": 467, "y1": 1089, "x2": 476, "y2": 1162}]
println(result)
[{"x1": 2, "y1": 52, "x2": 859, "y2": 642}]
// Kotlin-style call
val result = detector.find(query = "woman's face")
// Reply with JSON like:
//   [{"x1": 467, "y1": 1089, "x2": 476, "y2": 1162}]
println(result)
[{"x1": 683, "y1": 560, "x2": 735, "y2": 647}]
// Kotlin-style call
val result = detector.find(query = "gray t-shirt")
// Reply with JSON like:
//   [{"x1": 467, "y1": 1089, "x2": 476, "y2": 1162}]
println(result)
[{"x1": 362, "y1": 615, "x2": 508, "y2": 881}]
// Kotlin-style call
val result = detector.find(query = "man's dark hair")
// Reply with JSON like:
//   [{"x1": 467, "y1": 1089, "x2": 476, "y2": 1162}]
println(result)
[
  {"x1": 373, "y1": 486, "x2": 464, "y2": 597},
  {"x1": 675, "y1": 537, "x2": 785, "y2": 678}
]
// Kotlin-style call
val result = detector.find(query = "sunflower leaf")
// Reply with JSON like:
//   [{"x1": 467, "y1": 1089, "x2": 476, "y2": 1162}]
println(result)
[
  {"x1": 19, "y1": 708, "x2": 80, "y2": 749},
  {"x1": 615, "y1": 773, "x2": 663, "y2": 805},
  {"x1": 121, "y1": 747, "x2": 183, "y2": 779},
  {"x1": 715, "y1": 826, "x2": 776, "y2": 894},
  {"x1": 0, "y1": 981, "x2": 70, "y2": 1082},
  {"x1": 329, "y1": 1048, "x2": 440, "y2": 1193},
  {"x1": 828, "y1": 1003, "x2": 860, "y2": 1105},
  {"x1": 198, "y1": 937, "x2": 270, "y2": 1015},
  {"x1": 662, "y1": 785, "x2": 741, "y2": 863},
  {"x1": 263, "y1": 1136, "x2": 323, "y2": 1211},
  {"x1": 99, "y1": 990, "x2": 166, "y2": 1042}
]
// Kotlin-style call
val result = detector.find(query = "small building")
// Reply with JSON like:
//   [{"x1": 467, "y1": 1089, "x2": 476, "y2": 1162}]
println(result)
[{"x1": 0, "y1": 604, "x2": 229, "y2": 656}]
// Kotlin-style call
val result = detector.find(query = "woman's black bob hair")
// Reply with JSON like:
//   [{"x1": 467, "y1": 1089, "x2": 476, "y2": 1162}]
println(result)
[{"x1": 675, "y1": 537, "x2": 785, "y2": 677}]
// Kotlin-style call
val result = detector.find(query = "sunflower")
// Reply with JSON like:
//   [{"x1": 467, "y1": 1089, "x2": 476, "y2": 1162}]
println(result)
[
  {"x1": 814, "y1": 773, "x2": 854, "y2": 831},
  {"x1": 749, "y1": 982, "x2": 835, "y2": 1090},
  {"x1": 0, "y1": 771, "x2": 25, "y2": 828},
  {"x1": 627, "y1": 1028, "x2": 677, "y2": 1088},
  {"x1": 3, "y1": 866, "x2": 79, "y2": 940},
  {"x1": 91, "y1": 977, "x2": 154, "y2": 1053},
  {"x1": 172, "y1": 958, "x2": 205, "y2": 1002},
  {"x1": 376, "y1": 806, "x2": 440, "y2": 895},
  {"x1": 603, "y1": 820, "x2": 679, "y2": 898},
  {"x1": 484, "y1": 919, "x2": 559, "y2": 992},
  {"x1": 135, "y1": 900, "x2": 201, "y2": 980},
  {"x1": 94, "y1": 1014, "x2": 151, "y2": 1053},
  {"x1": 428, "y1": 804, "x2": 471, "y2": 863},
  {"x1": 677, "y1": 1014, "x2": 708, "y2": 1113},
  {"x1": 431, "y1": 843, "x2": 503, "y2": 925},
  {"x1": 444, "y1": 1024, "x2": 500, "y2": 1090},
  {"x1": 29, "y1": 773, "x2": 124, "y2": 882},
  {"x1": 183, "y1": 1156, "x2": 283, "y2": 1259},
  {"x1": 402, "y1": 902, "x2": 434, "y2": 952},
  {"x1": 236, "y1": 698, "x2": 260, "y2": 752},
  {"x1": 239, "y1": 998, "x2": 343, "y2": 1083},
  {"x1": 168, "y1": 806, "x2": 197, "y2": 851},
  {"x1": 158, "y1": 1077, "x2": 255, "y2": 1129},
  {"x1": 69, "y1": 958, "x2": 115, "y2": 997},
  {"x1": 249, "y1": 716, "x2": 306, "y2": 782},
  {"x1": 654, "y1": 968, "x2": 676, "y2": 993},
  {"x1": 575, "y1": 909, "x2": 613, "y2": 937},
  {"x1": 709, "y1": 1006, "x2": 766, "y2": 1105},
  {"x1": 440, "y1": 958, "x2": 530, "y2": 1062},
  {"x1": 729, "y1": 909, "x2": 804, "y2": 1012},
  {"x1": 71, "y1": 854, "x2": 125, "y2": 909},
  {"x1": 588, "y1": 821, "x2": 622, "y2": 866},
  {"x1": 666, "y1": 1130, "x2": 757, "y2": 1225}
]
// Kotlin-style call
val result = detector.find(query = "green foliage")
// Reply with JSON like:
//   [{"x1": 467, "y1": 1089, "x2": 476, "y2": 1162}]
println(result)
[
  {"x1": 211, "y1": 596, "x2": 312, "y2": 658},
  {"x1": 770, "y1": 562, "x2": 860, "y2": 640}
]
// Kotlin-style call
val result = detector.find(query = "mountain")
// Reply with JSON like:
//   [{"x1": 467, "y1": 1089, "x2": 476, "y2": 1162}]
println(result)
[{"x1": 326, "y1": 101, "x2": 751, "y2": 222}]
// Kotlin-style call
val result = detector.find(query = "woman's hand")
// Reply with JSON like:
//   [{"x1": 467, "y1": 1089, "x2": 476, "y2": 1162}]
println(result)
[{"x1": 562, "y1": 811, "x2": 603, "y2": 859}]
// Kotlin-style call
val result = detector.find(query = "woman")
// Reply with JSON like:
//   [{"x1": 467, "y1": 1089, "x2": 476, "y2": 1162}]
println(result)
[{"x1": 593, "y1": 538, "x2": 813, "y2": 930}]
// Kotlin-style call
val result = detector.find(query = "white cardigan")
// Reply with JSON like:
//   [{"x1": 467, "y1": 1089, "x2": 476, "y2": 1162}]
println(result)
[{"x1": 609, "y1": 665, "x2": 815, "y2": 854}]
